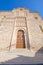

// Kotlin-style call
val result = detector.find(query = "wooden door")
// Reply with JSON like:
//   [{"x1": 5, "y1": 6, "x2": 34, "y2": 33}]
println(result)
[{"x1": 16, "y1": 30, "x2": 25, "y2": 48}]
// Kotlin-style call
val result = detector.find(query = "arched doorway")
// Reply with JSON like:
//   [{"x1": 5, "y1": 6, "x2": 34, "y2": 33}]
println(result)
[{"x1": 16, "y1": 30, "x2": 25, "y2": 48}]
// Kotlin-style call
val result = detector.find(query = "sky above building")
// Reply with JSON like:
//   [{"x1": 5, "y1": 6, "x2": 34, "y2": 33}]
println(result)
[{"x1": 0, "y1": 0, "x2": 43, "y2": 18}]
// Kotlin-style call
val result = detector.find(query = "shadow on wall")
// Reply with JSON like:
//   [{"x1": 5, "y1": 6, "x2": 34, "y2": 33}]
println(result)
[
  {"x1": 1, "y1": 47, "x2": 43, "y2": 64},
  {"x1": 36, "y1": 47, "x2": 43, "y2": 54}
]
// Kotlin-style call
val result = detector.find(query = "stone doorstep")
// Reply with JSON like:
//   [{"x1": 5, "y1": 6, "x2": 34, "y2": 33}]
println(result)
[{"x1": 0, "y1": 49, "x2": 35, "y2": 58}]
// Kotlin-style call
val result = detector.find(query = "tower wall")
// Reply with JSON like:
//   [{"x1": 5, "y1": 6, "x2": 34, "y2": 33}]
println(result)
[{"x1": 0, "y1": 7, "x2": 43, "y2": 52}]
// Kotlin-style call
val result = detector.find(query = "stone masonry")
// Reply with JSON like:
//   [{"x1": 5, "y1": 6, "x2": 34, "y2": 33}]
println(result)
[{"x1": 0, "y1": 7, "x2": 43, "y2": 52}]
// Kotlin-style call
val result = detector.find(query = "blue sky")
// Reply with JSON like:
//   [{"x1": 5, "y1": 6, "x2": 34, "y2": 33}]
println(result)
[{"x1": 0, "y1": 0, "x2": 43, "y2": 18}]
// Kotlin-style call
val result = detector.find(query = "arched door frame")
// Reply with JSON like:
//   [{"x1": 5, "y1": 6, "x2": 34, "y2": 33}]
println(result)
[
  {"x1": 15, "y1": 28, "x2": 27, "y2": 49},
  {"x1": 11, "y1": 27, "x2": 29, "y2": 49}
]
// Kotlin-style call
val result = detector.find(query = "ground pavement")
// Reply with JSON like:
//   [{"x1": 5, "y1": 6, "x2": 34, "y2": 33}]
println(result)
[{"x1": 0, "y1": 49, "x2": 43, "y2": 64}]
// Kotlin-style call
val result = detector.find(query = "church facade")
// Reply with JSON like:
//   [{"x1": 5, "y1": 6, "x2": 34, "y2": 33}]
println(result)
[{"x1": 0, "y1": 7, "x2": 43, "y2": 51}]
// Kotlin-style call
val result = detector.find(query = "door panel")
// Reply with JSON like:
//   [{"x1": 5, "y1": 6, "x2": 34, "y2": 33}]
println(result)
[{"x1": 16, "y1": 30, "x2": 25, "y2": 48}]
